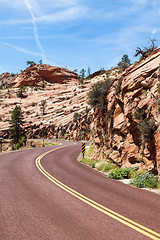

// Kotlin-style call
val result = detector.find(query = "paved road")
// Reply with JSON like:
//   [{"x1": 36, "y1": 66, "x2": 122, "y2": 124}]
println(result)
[{"x1": 0, "y1": 142, "x2": 160, "y2": 240}]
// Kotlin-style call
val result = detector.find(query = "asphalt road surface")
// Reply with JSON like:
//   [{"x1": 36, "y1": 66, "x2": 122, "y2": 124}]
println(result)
[{"x1": 0, "y1": 141, "x2": 160, "y2": 240}]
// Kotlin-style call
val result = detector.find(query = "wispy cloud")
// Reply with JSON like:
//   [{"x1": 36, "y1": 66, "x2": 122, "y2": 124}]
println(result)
[
  {"x1": 5, "y1": 42, "x2": 45, "y2": 57},
  {"x1": 37, "y1": 6, "x2": 88, "y2": 23},
  {"x1": 0, "y1": 0, "x2": 89, "y2": 25},
  {"x1": 0, "y1": 36, "x2": 34, "y2": 39},
  {"x1": 24, "y1": 0, "x2": 47, "y2": 62}
]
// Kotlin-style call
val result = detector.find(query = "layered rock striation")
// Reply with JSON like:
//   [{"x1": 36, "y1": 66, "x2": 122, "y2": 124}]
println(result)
[{"x1": 93, "y1": 48, "x2": 160, "y2": 173}]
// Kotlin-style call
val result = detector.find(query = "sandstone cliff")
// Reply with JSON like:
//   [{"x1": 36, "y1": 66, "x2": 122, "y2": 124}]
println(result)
[{"x1": 92, "y1": 48, "x2": 160, "y2": 173}]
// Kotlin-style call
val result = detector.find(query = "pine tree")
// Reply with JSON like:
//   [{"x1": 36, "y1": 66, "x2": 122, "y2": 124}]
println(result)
[
  {"x1": 9, "y1": 105, "x2": 26, "y2": 147},
  {"x1": 118, "y1": 54, "x2": 131, "y2": 71},
  {"x1": 80, "y1": 68, "x2": 86, "y2": 79}
]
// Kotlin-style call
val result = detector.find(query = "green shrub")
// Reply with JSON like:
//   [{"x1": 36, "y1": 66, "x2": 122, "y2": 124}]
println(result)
[
  {"x1": 12, "y1": 143, "x2": 20, "y2": 150},
  {"x1": 96, "y1": 162, "x2": 118, "y2": 172},
  {"x1": 32, "y1": 102, "x2": 36, "y2": 107},
  {"x1": 80, "y1": 157, "x2": 95, "y2": 168},
  {"x1": 88, "y1": 78, "x2": 113, "y2": 110},
  {"x1": 130, "y1": 172, "x2": 158, "y2": 188},
  {"x1": 133, "y1": 108, "x2": 146, "y2": 120},
  {"x1": 16, "y1": 86, "x2": 26, "y2": 98},
  {"x1": 15, "y1": 143, "x2": 20, "y2": 150},
  {"x1": 138, "y1": 119, "x2": 157, "y2": 141},
  {"x1": 73, "y1": 112, "x2": 81, "y2": 122},
  {"x1": 21, "y1": 134, "x2": 27, "y2": 145},
  {"x1": 91, "y1": 162, "x2": 95, "y2": 168},
  {"x1": 108, "y1": 168, "x2": 136, "y2": 180}
]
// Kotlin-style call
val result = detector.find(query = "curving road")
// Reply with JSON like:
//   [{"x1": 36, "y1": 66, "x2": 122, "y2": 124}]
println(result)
[{"x1": 0, "y1": 141, "x2": 160, "y2": 240}]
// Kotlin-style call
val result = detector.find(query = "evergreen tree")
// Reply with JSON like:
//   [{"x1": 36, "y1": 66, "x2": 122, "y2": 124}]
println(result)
[
  {"x1": 26, "y1": 61, "x2": 36, "y2": 67},
  {"x1": 16, "y1": 86, "x2": 26, "y2": 98},
  {"x1": 118, "y1": 54, "x2": 131, "y2": 71},
  {"x1": 80, "y1": 68, "x2": 86, "y2": 79},
  {"x1": 9, "y1": 105, "x2": 26, "y2": 147},
  {"x1": 40, "y1": 100, "x2": 47, "y2": 115}
]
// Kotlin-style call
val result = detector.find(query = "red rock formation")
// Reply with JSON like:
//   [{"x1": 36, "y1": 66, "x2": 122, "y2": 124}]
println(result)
[
  {"x1": 93, "y1": 48, "x2": 160, "y2": 173},
  {"x1": 14, "y1": 64, "x2": 78, "y2": 87}
]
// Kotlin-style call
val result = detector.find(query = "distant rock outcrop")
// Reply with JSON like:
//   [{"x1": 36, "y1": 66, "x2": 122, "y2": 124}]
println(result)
[
  {"x1": 14, "y1": 64, "x2": 78, "y2": 87},
  {"x1": 0, "y1": 72, "x2": 16, "y2": 87},
  {"x1": 86, "y1": 70, "x2": 106, "y2": 79}
]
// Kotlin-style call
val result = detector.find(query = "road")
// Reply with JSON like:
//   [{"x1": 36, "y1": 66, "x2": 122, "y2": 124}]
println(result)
[{"x1": 0, "y1": 141, "x2": 160, "y2": 240}]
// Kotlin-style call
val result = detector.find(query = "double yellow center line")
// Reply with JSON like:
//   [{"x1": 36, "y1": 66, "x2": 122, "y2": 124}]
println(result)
[{"x1": 35, "y1": 145, "x2": 160, "y2": 240}]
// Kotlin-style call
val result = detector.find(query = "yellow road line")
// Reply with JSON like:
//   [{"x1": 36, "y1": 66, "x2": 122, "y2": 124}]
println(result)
[{"x1": 35, "y1": 145, "x2": 160, "y2": 240}]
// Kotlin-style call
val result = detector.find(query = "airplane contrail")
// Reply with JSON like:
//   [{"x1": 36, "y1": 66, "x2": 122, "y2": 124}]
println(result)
[{"x1": 24, "y1": 0, "x2": 47, "y2": 62}]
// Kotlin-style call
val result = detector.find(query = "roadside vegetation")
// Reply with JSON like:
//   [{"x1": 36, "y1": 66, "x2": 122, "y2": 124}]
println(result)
[
  {"x1": 79, "y1": 143, "x2": 160, "y2": 190},
  {"x1": 27, "y1": 140, "x2": 60, "y2": 148},
  {"x1": 79, "y1": 143, "x2": 118, "y2": 171},
  {"x1": 1, "y1": 139, "x2": 60, "y2": 152}
]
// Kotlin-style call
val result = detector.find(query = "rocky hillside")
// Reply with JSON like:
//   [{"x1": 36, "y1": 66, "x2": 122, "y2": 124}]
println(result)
[
  {"x1": 1, "y1": 54, "x2": 160, "y2": 174},
  {"x1": 0, "y1": 65, "x2": 93, "y2": 141},
  {"x1": 91, "y1": 48, "x2": 160, "y2": 174}
]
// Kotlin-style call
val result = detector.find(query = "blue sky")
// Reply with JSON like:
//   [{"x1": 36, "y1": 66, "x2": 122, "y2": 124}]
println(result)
[{"x1": 0, "y1": 0, "x2": 160, "y2": 75}]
